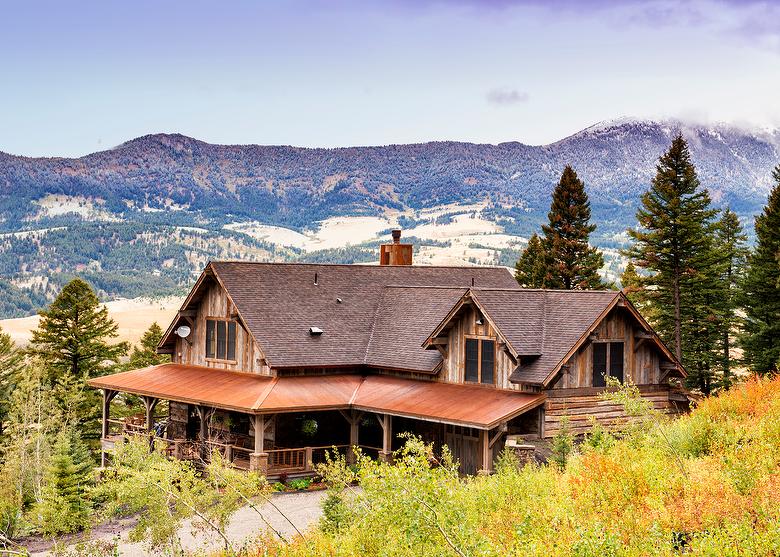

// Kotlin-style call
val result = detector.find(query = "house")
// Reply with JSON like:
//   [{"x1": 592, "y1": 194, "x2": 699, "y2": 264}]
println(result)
[{"x1": 89, "y1": 231, "x2": 688, "y2": 476}]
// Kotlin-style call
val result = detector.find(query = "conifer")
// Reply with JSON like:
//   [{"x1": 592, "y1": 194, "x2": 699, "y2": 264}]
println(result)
[
  {"x1": 514, "y1": 233, "x2": 547, "y2": 288},
  {"x1": 28, "y1": 278, "x2": 127, "y2": 382},
  {"x1": 0, "y1": 327, "x2": 23, "y2": 435},
  {"x1": 740, "y1": 166, "x2": 780, "y2": 374},
  {"x1": 541, "y1": 166, "x2": 605, "y2": 289},
  {"x1": 127, "y1": 322, "x2": 170, "y2": 369},
  {"x1": 33, "y1": 429, "x2": 94, "y2": 535},
  {"x1": 625, "y1": 135, "x2": 720, "y2": 392},
  {"x1": 713, "y1": 208, "x2": 748, "y2": 388}
]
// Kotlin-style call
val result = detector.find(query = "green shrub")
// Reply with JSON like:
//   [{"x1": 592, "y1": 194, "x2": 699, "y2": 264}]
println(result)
[{"x1": 551, "y1": 415, "x2": 573, "y2": 470}]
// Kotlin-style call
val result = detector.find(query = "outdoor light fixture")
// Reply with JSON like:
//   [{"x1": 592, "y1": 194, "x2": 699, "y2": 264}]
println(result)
[{"x1": 174, "y1": 325, "x2": 191, "y2": 338}]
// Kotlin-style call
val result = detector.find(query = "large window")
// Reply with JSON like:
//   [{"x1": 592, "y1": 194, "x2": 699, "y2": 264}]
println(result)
[
  {"x1": 464, "y1": 338, "x2": 496, "y2": 385},
  {"x1": 592, "y1": 341, "x2": 624, "y2": 387},
  {"x1": 206, "y1": 319, "x2": 237, "y2": 361}
]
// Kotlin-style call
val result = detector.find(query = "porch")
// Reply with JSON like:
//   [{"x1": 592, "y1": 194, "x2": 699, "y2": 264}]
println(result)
[{"x1": 90, "y1": 364, "x2": 546, "y2": 477}]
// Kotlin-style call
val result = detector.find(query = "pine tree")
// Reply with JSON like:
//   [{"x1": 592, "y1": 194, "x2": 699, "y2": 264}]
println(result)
[
  {"x1": 541, "y1": 166, "x2": 605, "y2": 289},
  {"x1": 28, "y1": 279, "x2": 127, "y2": 438},
  {"x1": 620, "y1": 261, "x2": 643, "y2": 304},
  {"x1": 127, "y1": 322, "x2": 170, "y2": 369},
  {"x1": 714, "y1": 209, "x2": 748, "y2": 388},
  {"x1": 741, "y1": 166, "x2": 780, "y2": 375},
  {"x1": 32, "y1": 429, "x2": 94, "y2": 535},
  {"x1": 28, "y1": 278, "x2": 128, "y2": 382},
  {"x1": 625, "y1": 135, "x2": 720, "y2": 392},
  {"x1": 514, "y1": 233, "x2": 547, "y2": 288},
  {"x1": 0, "y1": 327, "x2": 23, "y2": 436}
]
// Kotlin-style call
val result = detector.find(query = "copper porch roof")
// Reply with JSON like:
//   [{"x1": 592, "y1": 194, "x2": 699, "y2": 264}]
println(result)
[{"x1": 88, "y1": 363, "x2": 544, "y2": 429}]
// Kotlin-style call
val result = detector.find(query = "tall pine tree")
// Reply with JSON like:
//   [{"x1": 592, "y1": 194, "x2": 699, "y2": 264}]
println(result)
[
  {"x1": 714, "y1": 208, "x2": 748, "y2": 388},
  {"x1": 28, "y1": 278, "x2": 128, "y2": 438},
  {"x1": 741, "y1": 166, "x2": 780, "y2": 375},
  {"x1": 625, "y1": 135, "x2": 720, "y2": 392},
  {"x1": 514, "y1": 233, "x2": 547, "y2": 288},
  {"x1": 28, "y1": 278, "x2": 127, "y2": 382},
  {"x1": 0, "y1": 327, "x2": 23, "y2": 436},
  {"x1": 541, "y1": 166, "x2": 605, "y2": 289}
]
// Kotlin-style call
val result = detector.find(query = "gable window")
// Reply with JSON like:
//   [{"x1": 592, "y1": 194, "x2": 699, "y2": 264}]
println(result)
[
  {"x1": 464, "y1": 337, "x2": 495, "y2": 385},
  {"x1": 592, "y1": 341, "x2": 624, "y2": 387},
  {"x1": 206, "y1": 319, "x2": 237, "y2": 361}
]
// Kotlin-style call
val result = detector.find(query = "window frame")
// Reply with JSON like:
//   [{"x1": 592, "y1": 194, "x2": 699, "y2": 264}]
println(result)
[
  {"x1": 591, "y1": 340, "x2": 625, "y2": 387},
  {"x1": 463, "y1": 334, "x2": 497, "y2": 386},
  {"x1": 205, "y1": 317, "x2": 238, "y2": 363}
]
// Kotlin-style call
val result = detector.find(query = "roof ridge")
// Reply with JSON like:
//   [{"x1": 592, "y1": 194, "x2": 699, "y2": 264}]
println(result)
[
  {"x1": 383, "y1": 285, "x2": 471, "y2": 290},
  {"x1": 540, "y1": 290, "x2": 547, "y2": 354},
  {"x1": 209, "y1": 260, "x2": 507, "y2": 270},
  {"x1": 472, "y1": 287, "x2": 618, "y2": 293}
]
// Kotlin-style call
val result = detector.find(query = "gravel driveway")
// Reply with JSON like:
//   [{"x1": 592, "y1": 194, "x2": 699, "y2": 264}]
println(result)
[{"x1": 29, "y1": 489, "x2": 327, "y2": 556}]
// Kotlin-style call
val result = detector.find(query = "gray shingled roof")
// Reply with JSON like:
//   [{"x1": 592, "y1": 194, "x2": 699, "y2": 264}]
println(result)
[
  {"x1": 474, "y1": 289, "x2": 620, "y2": 385},
  {"x1": 210, "y1": 262, "x2": 518, "y2": 370}
]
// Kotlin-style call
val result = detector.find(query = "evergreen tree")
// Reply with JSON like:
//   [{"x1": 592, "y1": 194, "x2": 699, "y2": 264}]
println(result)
[
  {"x1": 620, "y1": 261, "x2": 643, "y2": 305},
  {"x1": 28, "y1": 278, "x2": 127, "y2": 382},
  {"x1": 0, "y1": 328, "x2": 23, "y2": 436},
  {"x1": 28, "y1": 279, "x2": 127, "y2": 438},
  {"x1": 625, "y1": 135, "x2": 720, "y2": 392},
  {"x1": 714, "y1": 209, "x2": 749, "y2": 388},
  {"x1": 32, "y1": 429, "x2": 94, "y2": 535},
  {"x1": 541, "y1": 166, "x2": 605, "y2": 289},
  {"x1": 741, "y1": 166, "x2": 780, "y2": 375},
  {"x1": 127, "y1": 322, "x2": 170, "y2": 369},
  {"x1": 514, "y1": 233, "x2": 547, "y2": 288}
]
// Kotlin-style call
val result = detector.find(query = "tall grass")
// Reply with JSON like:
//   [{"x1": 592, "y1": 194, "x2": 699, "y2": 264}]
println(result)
[{"x1": 235, "y1": 377, "x2": 780, "y2": 557}]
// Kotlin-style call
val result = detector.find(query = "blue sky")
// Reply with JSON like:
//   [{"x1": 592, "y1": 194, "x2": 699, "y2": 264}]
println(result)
[{"x1": 1, "y1": 0, "x2": 778, "y2": 157}]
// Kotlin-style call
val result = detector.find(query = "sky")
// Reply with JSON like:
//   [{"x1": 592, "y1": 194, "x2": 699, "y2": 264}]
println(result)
[{"x1": 1, "y1": 0, "x2": 779, "y2": 157}]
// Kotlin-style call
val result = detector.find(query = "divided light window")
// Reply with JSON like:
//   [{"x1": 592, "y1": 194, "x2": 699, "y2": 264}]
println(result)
[
  {"x1": 592, "y1": 341, "x2": 624, "y2": 387},
  {"x1": 464, "y1": 338, "x2": 495, "y2": 385},
  {"x1": 206, "y1": 319, "x2": 237, "y2": 361}
]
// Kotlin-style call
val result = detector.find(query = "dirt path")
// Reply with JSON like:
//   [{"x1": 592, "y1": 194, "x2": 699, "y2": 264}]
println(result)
[{"x1": 28, "y1": 490, "x2": 327, "y2": 556}]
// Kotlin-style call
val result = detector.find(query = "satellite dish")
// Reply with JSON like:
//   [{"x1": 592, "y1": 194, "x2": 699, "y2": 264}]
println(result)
[{"x1": 175, "y1": 325, "x2": 192, "y2": 338}]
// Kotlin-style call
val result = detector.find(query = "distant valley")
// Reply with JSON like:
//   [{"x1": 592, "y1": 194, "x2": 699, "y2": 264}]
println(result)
[{"x1": 0, "y1": 118, "x2": 777, "y2": 318}]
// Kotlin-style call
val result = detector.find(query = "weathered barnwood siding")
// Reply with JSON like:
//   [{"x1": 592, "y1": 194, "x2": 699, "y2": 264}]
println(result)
[
  {"x1": 442, "y1": 305, "x2": 521, "y2": 391},
  {"x1": 551, "y1": 307, "x2": 661, "y2": 389},
  {"x1": 543, "y1": 385, "x2": 684, "y2": 438},
  {"x1": 174, "y1": 282, "x2": 271, "y2": 375},
  {"x1": 543, "y1": 307, "x2": 684, "y2": 438}
]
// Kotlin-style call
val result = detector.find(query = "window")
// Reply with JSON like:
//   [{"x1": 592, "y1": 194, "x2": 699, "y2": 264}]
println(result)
[
  {"x1": 464, "y1": 337, "x2": 495, "y2": 385},
  {"x1": 592, "y1": 341, "x2": 624, "y2": 387},
  {"x1": 206, "y1": 319, "x2": 237, "y2": 361}
]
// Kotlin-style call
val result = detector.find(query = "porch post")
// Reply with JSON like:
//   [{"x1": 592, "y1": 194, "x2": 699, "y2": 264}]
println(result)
[
  {"x1": 249, "y1": 414, "x2": 268, "y2": 475},
  {"x1": 479, "y1": 429, "x2": 491, "y2": 474},
  {"x1": 101, "y1": 389, "x2": 117, "y2": 467},
  {"x1": 340, "y1": 410, "x2": 361, "y2": 464},
  {"x1": 141, "y1": 396, "x2": 159, "y2": 452},
  {"x1": 377, "y1": 413, "x2": 392, "y2": 462},
  {"x1": 196, "y1": 405, "x2": 212, "y2": 461}
]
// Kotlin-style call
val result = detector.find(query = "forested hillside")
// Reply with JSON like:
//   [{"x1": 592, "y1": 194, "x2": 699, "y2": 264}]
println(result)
[{"x1": 0, "y1": 118, "x2": 777, "y2": 317}]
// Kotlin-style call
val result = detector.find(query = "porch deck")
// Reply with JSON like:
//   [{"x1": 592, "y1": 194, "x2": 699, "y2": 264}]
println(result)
[{"x1": 102, "y1": 417, "x2": 380, "y2": 478}]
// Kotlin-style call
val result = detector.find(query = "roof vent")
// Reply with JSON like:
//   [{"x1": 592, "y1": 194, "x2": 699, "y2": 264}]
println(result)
[
  {"x1": 309, "y1": 326, "x2": 323, "y2": 336},
  {"x1": 336, "y1": 297, "x2": 343, "y2": 304},
  {"x1": 314, "y1": 272, "x2": 318, "y2": 285}
]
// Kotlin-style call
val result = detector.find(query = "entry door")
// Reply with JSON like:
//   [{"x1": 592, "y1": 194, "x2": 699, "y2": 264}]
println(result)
[{"x1": 444, "y1": 425, "x2": 480, "y2": 475}]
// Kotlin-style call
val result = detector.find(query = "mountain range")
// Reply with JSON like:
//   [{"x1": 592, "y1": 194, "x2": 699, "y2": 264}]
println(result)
[{"x1": 0, "y1": 118, "x2": 777, "y2": 318}]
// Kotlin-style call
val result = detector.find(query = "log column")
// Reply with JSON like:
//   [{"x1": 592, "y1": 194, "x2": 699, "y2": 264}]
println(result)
[
  {"x1": 340, "y1": 410, "x2": 362, "y2": 464},
  {"x1": 141, "y1": 396, "x2": 160, "y2": 452},
  {"x1": 100, "y1": 389, "x2": 118, "y2": 467},
  {"x1": 478, "y1": 429, "x2": 491, "y2": 474},
  {"x1": 377, "y1": 413, "x2": 392, "y2": 462},
  {"x1": 195, "y1": 405, "x2": 213, "y2": 460},
  {"x1": 249, "y1": 414, "x2": 269, "y2": 475}
]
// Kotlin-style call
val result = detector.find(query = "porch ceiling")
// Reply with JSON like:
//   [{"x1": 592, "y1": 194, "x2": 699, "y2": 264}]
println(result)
[{"x1": 88, "y1": 363, "x2": 545, "y2": 429}]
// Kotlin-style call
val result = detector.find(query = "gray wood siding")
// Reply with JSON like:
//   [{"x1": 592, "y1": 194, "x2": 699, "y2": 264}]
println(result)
[
  {"x1": 552, "y1": 307, "x2": 661, "y2": 390},
  {"x1": 442, "y1": 305, "x2": 521, "y2": 391},
  {"x1": 173, "y1": 282, "x2": 271, "y2": 375}
]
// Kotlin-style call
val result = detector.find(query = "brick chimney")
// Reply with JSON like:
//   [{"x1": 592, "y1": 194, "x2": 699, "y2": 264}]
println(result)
[{"x1": 380, "y1": 229, "x2": 413, "y2": 265}]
